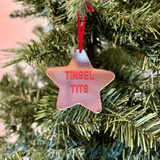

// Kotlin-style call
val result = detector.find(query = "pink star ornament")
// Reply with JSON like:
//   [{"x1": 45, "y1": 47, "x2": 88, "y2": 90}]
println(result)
[{"x1": 46, "y1": 49, "x2": 115, "y2": 113}]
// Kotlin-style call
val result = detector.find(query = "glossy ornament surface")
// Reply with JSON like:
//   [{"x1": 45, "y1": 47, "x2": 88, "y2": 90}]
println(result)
[{"x1": 46, "y1": 49, "x2": 115, "y2": 113}]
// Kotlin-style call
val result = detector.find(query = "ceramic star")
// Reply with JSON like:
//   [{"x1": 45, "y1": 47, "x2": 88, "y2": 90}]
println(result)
[{"x1": 46, "y1": 49, "x2": 115, "y2": 113}]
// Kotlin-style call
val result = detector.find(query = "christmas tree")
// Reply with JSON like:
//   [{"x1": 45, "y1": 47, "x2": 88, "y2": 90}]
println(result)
[{"x1": 0, "y1": 0, "x2": 160, "y2": 159}]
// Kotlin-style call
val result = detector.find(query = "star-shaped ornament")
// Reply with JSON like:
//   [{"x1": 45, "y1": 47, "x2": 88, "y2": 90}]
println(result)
[{"x1": 46, "y1": 49, "x2": 115, "y2": 113}]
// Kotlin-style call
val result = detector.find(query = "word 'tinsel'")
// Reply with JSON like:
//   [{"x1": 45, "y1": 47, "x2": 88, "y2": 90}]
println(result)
[{"x1": 65, "y1": 71, "x2": 94, "y2": 80}]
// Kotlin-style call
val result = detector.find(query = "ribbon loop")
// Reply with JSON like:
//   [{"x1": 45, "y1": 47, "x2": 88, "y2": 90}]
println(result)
[{"x1": 78, "y1": 1, "x2": 94, "y2": 53}]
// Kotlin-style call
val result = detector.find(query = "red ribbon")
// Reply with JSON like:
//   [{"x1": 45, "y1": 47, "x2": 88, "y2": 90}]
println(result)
[
  {"x1": 86, "y1": 1, "x2": 94, "y2": 13},
  {"x1": 78, "y1": 1, "x2": 94, "y2": 53}
]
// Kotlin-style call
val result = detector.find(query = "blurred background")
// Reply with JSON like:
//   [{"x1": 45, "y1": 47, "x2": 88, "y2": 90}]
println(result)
[{"x1": 0, "y1": 0, "x2": 47, "y2": 140}]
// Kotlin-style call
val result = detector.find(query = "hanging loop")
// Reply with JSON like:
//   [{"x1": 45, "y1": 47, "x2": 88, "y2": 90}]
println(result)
[{"x1": 77, "y1": 1, "x2": 94, "y2": 53}]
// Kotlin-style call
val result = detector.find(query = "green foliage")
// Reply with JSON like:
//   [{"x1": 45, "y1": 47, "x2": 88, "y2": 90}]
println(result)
[
  {"x1": 1, "y1": 28, "x2": 73, "y2": 69},
  {"x1": 0, "y1": 0, "x2": 160, "y2": 159},
  {"x1": 10, "y1": 0, "x2": 46, "y2": 18}
]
